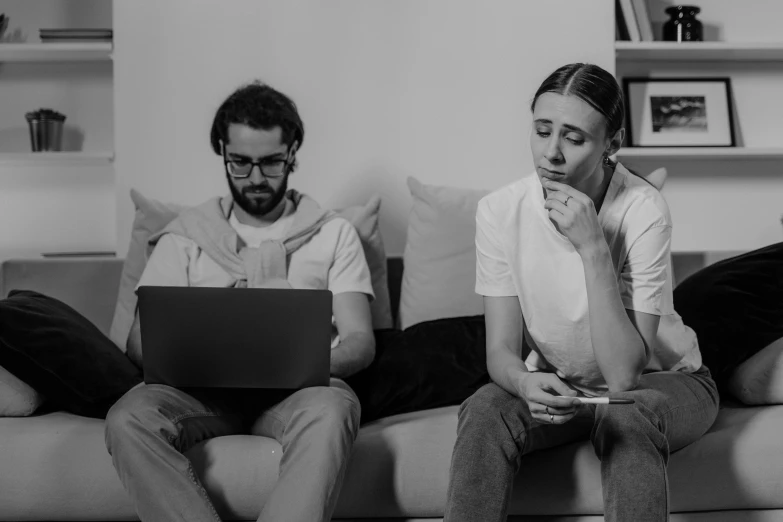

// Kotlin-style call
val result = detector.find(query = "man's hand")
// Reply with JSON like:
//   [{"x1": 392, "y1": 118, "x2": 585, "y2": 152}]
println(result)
[
  {"x1": 543, "y1": 180, "x2": 605, "y2": 253},
  {"x1": 126, "y1": 310, "x2": 143, "y2": 369},
  {"x1": 514, "y1": 371, "x2": 581, "y2": 425}
]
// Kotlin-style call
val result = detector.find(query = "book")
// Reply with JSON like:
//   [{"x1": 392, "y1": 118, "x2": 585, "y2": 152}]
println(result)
[
  {"x1": 41, "y1": 251, "x2": 116, "y2": 258},
  {"x1": 619, "y1": 0, "x2": 641, "y2": 42},
  {"x1": 615, "y1": 0, "x2": 631, "y2": 41},
  {"x1": 631, "y1": 0, "x2": 655, "y2": 41}
]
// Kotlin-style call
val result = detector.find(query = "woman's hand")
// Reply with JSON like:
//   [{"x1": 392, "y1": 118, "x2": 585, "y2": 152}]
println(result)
[
  {"x1": 514, "y1": 371, "x2": 582, "y2": 425},
  {"x1": 543, "y1": 180, "x2": 604, "y2": 253}
]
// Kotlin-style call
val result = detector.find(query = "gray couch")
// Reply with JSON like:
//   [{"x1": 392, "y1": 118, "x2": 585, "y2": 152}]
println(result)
[{"x1": 1, "y1": 256, "x2": 782, "y2": 521}]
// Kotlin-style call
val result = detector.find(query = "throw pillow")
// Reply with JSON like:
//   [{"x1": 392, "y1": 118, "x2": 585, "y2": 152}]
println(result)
[
  {"x1": 0, "y1": 290, "x2": 143, "y2": 418},
  {"x1": 108, "y1": 189, "x2": 185, "y2": 350},
  {"x1": 0, "y1": 364, "x2": 44, "y2": 417},
  {"x1": 728, "y1": 336, "x2": 783, "y2": 405},
  {"x1": 331, "y1": 195, "x2": 393, "y2": 330},
  {"x1": 673, "y1": 241, "x2": 783, "y2": 401},
  {"x1": 109, "y1": 189, "x2": 392, "y2": 352},
  {"x1": 399, "y1": 177, "x2": 489, "y2": 329},
  {"x1": 640, "y1": 167, "x2": 667, "y2": 190},
  {"x1": 346, "y1": 315, "x2": 489, "y2": 423}
]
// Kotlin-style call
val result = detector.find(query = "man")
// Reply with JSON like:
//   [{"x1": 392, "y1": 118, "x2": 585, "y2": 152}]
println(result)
[{"x1": 104, "y1": 81, "x2": 376, "y2": 522}]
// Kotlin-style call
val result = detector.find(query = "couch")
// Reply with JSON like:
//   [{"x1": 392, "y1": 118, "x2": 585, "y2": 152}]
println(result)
[{"x1": 1, "y1": 254, "x2": 782, "y2": 522}]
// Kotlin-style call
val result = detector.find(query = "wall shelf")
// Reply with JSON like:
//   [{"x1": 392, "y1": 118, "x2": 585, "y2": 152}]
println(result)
[
  {"x1": 615, "y1": 41, "x2": 783, "y2": 62},
  {"x1": 0, "y1": 152, "x2": 115, "y2": 166},
  {"x1": 0, "y1": 42, "x2": 113, "y2": 62},
  {"x1": 616, "y1": 147, "x2": 783, "y2": 160}
]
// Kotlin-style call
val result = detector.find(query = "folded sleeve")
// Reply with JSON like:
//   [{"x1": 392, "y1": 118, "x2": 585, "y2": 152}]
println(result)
[
  {"x1": 135, "y1": 233, "x2": 191, "y2": 291},
  {"x1": 328, "y1": 220, "x2": 375, "y2": 299},
  {"x1": 619, "y1": 224, "x2": 673, "y2": 315},
  {"x1": 475, "y1": 198, "x2": 517, "y2": 297}
]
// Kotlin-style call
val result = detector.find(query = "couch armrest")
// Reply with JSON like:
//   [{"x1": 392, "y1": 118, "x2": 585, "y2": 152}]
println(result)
[{"x1": 0, "y1": 257, "x2": 125, "y2": 336}]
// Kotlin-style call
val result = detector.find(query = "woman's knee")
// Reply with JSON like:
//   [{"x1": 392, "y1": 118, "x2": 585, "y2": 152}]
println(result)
[
  {"x1": 590, "y1": 391, "x2": 668, "y2": 456},
  {"x1": 458, "y1": 383, "x2": 523, "y2": 434}
]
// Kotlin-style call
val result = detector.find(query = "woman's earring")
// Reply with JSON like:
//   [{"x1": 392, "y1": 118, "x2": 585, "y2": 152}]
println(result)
[{"x1": 603, "y1": 154, "x2": 613, "y2": 166}]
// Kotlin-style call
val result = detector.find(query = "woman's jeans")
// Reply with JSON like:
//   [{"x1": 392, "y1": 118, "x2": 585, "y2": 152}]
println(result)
[
  {"x1": 444, "y1": 367, "x2": 719, "y2": 522},
  {"x1": 104, "y1": 378, "x2": 360, "y2": 522}
]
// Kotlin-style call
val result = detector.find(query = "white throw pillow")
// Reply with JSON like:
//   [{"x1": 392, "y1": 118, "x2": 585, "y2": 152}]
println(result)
[
  {"x1": 0, "y1": 365, "x2": 43, "y2": 417},
  {"x1": 398, "y1": 177, "x2": 488, "y2": 330},
  {"x1": 642, "y1": 167, "x2": 667, "y2": 190}
]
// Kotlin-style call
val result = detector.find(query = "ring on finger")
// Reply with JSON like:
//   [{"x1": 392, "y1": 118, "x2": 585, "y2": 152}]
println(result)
[
  {"x1": 549, "y1": 412, "x2": 555, "y2": 423},
  {"x1": 564, "y1": 195, "x2": 572, "y2": 206}
]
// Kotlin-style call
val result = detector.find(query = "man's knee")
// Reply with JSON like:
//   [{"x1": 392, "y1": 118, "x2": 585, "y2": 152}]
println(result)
[
  {"x1": 104, "y1": 385, "x2": 167, "y2": 453},
  {"x1": 295, "y1": 384, "x2": 361, "y2": 434}
]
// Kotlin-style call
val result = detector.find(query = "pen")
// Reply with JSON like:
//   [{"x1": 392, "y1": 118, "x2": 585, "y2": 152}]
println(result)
[{"x1": 556, "y1": 396, "x2": 635, "y2": 404}]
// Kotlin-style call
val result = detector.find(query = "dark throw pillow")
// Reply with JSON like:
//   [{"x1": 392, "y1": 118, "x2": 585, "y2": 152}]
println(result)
[
  {"x1": 673, "y1": 241, "x2": 783, "y2": 396},
  {"x1": 347, "y1": 315, "x2": 489, "y2": 423},
  {"x1": 0, "y1": 290, "x2": 143, "y2": 418}
]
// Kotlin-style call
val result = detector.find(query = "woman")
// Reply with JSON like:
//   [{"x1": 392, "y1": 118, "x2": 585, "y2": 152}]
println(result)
[{"x1": 443, "y1": 63, "x2": 719, "y2": 522}]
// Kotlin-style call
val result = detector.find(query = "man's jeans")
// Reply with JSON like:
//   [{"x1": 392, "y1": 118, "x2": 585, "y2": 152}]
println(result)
[
  {"x1": 444, "y1": 367, "x2": 719, "y2": 522},
  {"x1": 104, "y1": 378, "x2": 360, "y2": 522}
]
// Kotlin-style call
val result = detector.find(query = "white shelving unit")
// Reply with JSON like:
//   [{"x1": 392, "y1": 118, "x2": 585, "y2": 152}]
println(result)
[
  {"x1": 617, "y1": 147, "x2": 783, "y2": 161},
  {"x1": 0, "y1": 152, "x2": 114, "y2": 166},
  {"x1": 0, "y1": 42, "x2": 112, "y2": 62},
  {"x1": 0, "y1": 41, "x2": 114, "y2": 165},
  {"x1": 615, "y1": 41, "x2": 783, "y2": 62}
]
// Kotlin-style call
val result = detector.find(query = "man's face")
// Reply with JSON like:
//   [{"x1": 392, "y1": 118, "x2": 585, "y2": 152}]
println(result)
[{"x1": 223, "y1": 123, "x2": 294, "y2": 217}]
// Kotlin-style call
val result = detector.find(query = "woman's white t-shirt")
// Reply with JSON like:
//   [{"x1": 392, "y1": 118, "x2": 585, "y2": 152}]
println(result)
[{"x1": 475, "y1": 163, "x2": 702, "y2": 395}]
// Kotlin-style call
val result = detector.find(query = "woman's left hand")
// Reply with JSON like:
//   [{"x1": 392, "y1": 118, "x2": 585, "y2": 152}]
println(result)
[{"x1": 543, "y1": 180, "x2": 604, "y2": 253}]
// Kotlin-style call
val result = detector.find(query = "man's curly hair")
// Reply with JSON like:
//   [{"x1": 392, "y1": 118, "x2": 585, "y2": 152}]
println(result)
[{"x1": 210, "y1": 81, "x2": 304, "y2": 170}]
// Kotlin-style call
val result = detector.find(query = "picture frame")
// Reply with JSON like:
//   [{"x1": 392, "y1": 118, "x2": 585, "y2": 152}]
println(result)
[{"x1": 623, "y1": 77, "x2": 736, "y2": 147}]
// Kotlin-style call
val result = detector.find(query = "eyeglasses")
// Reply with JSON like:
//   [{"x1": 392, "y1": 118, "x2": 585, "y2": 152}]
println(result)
[{"x1": 222, "y1": 148, "x2": 294, "y2": 179}]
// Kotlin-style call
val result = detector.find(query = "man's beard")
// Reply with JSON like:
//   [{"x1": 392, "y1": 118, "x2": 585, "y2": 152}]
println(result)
[{"x1": 227, "y1": 174, "x2": 288, "y2": 218}]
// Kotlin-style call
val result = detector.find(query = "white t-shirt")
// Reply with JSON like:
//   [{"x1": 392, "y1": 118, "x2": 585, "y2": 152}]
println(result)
[
  {"x1": 137, "y1": 203, "x2": 375, "y2": 347},
  {"x1": 475, "y1": 163, "x2": 701, "y2": 395}
]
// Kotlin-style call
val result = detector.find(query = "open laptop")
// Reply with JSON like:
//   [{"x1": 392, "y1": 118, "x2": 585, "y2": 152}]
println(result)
[{"x1": 137, "y1": 286, "x2": 333, "y2": 390}]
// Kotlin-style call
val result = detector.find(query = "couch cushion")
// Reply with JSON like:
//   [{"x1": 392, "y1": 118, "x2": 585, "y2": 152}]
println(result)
[
  {"x1": 0, "y1": 257, "x2": 124, "y2": 336},
  {"x1": 2, "y1": 404, "x2": 782, "y2": 520},
  {"x1": 346, "y1": 315, "x2": 489, "y2": 423}
]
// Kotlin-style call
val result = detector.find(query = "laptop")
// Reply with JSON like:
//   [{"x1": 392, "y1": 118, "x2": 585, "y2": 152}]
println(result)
[{"x1": 137, "y1": 286, "x2": 333, "y2": 389}]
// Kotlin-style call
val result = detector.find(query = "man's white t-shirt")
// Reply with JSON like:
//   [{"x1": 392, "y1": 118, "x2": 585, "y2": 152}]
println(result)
[
  {"x1": 475, "y1": 163, "x2": 701, "y2": 395},
  {"x1": 137, "y1": 200, "x2": 374, "y2": 347}
]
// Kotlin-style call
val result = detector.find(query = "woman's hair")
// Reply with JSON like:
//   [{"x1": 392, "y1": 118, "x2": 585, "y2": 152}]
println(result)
[
  {"x1": 209, "y1": 81, "x2": 304, "y2": 159},
  {"x1": 531, "y1": 63, "x2": 625, "y2": 138}
]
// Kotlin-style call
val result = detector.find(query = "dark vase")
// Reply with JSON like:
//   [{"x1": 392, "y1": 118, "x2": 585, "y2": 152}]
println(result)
[{"x1": 663, "y1": 5, "x2": 703, "y2": 42}]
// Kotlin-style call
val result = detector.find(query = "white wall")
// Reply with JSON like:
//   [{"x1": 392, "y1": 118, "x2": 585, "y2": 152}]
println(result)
[
  {"x1": 113, "y1": 0, "x2": 615, "y2": 257},
  {"x1": 0, "y1": 0, "x2": 114, "y2": 253}
]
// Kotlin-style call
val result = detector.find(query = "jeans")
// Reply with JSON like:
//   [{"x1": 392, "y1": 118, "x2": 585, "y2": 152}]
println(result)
[
  {"x1": 444, "y1": 367, "x2": 719, "y2": 522},
  {"x1": 104, "y1": 378, "x2": 361, "y2": 522}
]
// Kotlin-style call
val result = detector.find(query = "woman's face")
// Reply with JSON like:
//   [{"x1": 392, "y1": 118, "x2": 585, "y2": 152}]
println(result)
[{"x1": 530, "y1": 92, "x2": 611, "y2": 189}]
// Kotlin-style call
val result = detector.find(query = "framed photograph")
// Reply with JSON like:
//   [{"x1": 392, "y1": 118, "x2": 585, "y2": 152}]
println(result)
[{"x1": 623, "y1": 78, "x2": 736, "y2": 147}]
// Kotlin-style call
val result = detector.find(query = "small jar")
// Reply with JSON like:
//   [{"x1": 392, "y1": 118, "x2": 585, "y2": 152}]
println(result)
[{"x1": 663, "y1": 5, "x2": 703, "y2": 42}]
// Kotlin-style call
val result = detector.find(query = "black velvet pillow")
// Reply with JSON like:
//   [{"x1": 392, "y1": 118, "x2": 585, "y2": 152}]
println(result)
[
  {"x1": 347, "y1": 315, "x2": 489, "y2": 423},
  {"x1": 673, "y1": 241, "x2": 783, "y2": 395},
  {"x1": 0, "y1": 290, "x2": 143, "y2": 418}
]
